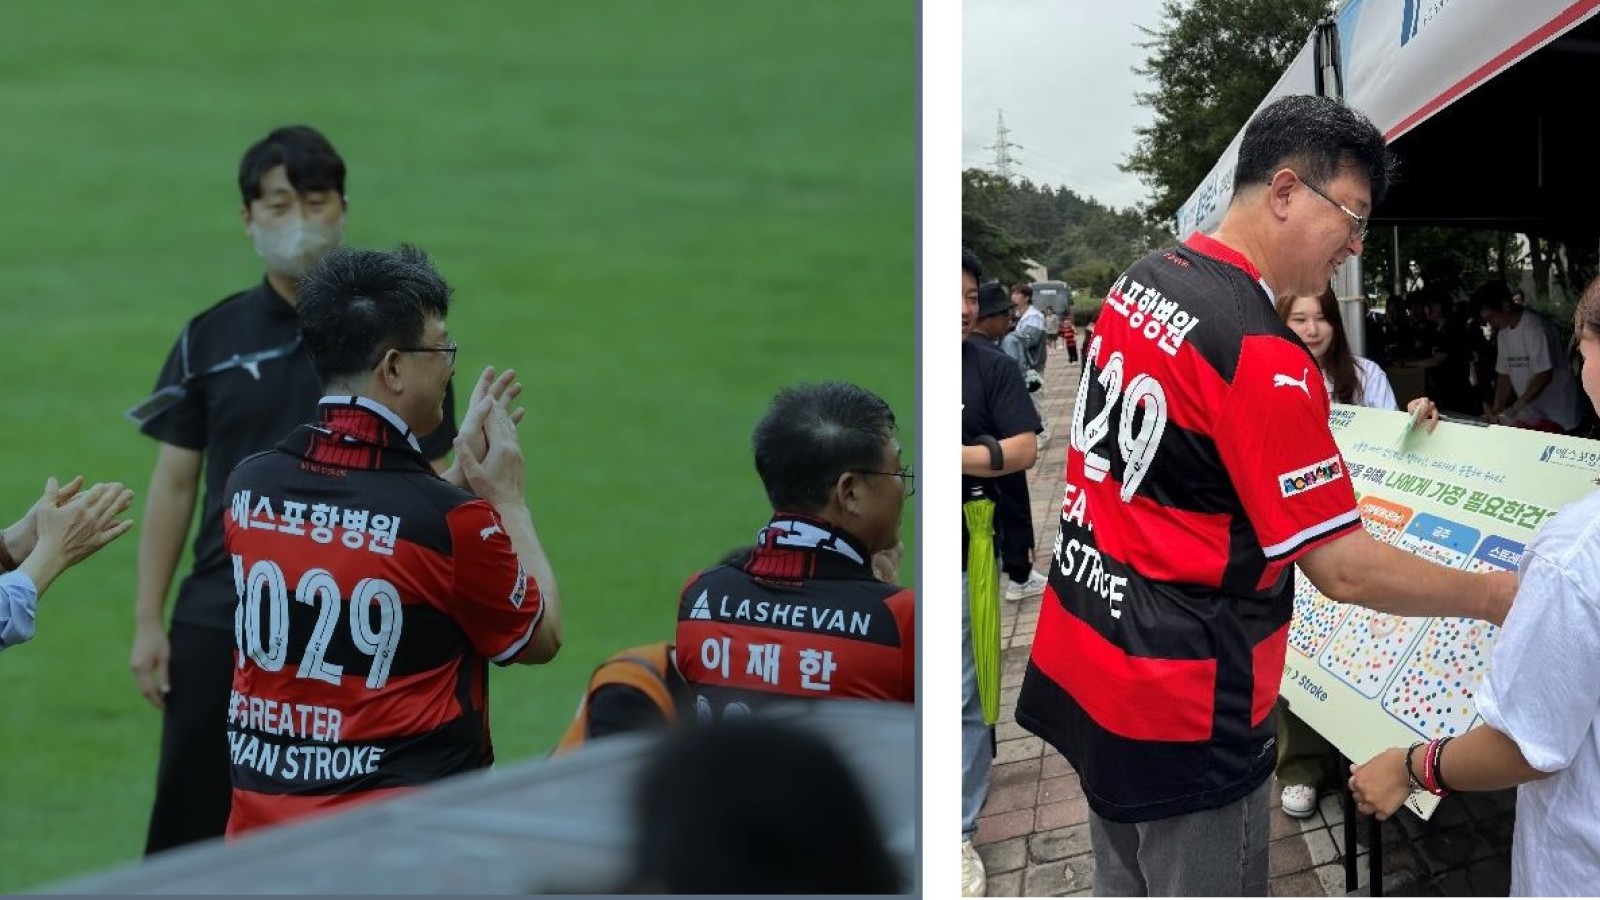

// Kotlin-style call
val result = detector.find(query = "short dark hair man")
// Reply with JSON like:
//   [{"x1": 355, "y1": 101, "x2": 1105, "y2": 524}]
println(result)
[
  {"x1": 129, "y1": 126, "x2": 460, "y2": 854},
  {"x1": 675, "y1": 381, "x2": 915, "y2": 717},
  {"x1": 223, "y1": 244, "x2": 559, "y2": 836},
  {"x1": 1476, "y1": 280, "x2": 1582, "y2": 432},
  {"x1": 960, "y1": 249, "x2": 1040, "y2": 896},
  {"x1": 1014, "y1": 95, "x2": 1517, "y2": 894}
]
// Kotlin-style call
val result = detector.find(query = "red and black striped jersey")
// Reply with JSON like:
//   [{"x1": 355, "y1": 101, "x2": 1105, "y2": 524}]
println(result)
[
  {"x1": 223, "y1": 397, "x2": 542, "y2": 836},
  {"x1": 1016, "y1": 233, "x2": 1361, "y2": 823},
  {"x1": 675, "y1": 516, "x2": 915, "y2": 716}
]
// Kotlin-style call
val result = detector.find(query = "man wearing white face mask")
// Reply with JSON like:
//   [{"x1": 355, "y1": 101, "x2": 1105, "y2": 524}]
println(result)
[{"x1": 127, "y1": 125, "x2": 460, "y2": 855}]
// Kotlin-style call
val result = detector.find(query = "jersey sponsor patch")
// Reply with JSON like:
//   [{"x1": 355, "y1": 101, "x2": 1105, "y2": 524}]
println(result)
[
  {"x1": 509, "y1": 565, "x2": 527, "y2": 609},
  {"x1": 688, "y1": 590, "x2": 712, "y2": 619},
  {"x1": 1279, "y1": 456, "x2": 1344, "y2": 497}
]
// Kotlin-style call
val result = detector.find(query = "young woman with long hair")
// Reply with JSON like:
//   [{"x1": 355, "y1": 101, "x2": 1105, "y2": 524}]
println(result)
[{"x1": 1271, "y1": 284, "x2": 1438, "y2": 818}]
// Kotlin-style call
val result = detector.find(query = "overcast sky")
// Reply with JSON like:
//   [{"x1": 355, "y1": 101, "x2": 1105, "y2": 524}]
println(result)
[{"x1": 962, "y1": 0, "x2": 1172, "y2": 211}]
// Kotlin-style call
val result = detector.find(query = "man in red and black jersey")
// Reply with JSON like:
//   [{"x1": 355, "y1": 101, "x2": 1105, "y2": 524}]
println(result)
[
  {"x1": 129, "y1": 126, "x2": 461, "y2": 854},
  {"x1": 223, "y1": 245, "x2": 560, "y2": 836},
  {"x1": 675, "y1": 381, "x2": 914, "y2": 717},
  {"x1": 1014, "y1": 95, "x2": 1518, "y2": 895}
]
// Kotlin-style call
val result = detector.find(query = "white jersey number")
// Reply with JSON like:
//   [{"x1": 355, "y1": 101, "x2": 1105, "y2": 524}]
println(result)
[
  {"x1": 233, "y1": 556, "x2": 404, "y2": 690},
  {"x1": 1070, "y1": 335, "x2": 1170, "y2": 502}
]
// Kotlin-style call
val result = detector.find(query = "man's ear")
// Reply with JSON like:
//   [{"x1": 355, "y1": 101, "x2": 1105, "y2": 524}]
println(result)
[
  {"x1": 375, "y1": 349, "x2": 405, "y2": 392},
  {"x1": 834, "y1": 471, "x2": 863, "y2": 515},
  {"x1": 1266, "y1": 168, "x2": 1299, "y2": 221}
]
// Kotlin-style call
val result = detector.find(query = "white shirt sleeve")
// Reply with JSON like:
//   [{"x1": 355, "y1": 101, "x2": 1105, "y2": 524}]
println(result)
[
  {"x1": 1475, "y1": 552, "x2": 1600, "y2": 772},
  {"x1": 1354, "y1": 357, "x2": 1398, "y2": 411}
]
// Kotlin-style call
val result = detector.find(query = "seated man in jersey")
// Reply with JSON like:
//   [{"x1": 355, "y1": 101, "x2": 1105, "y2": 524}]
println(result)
[
  {"x1": 223, "y1": 244, "x2": 561, "y2": 836},
  {"x1": 675, "y1": 381, "x2": 914, "y2": 717}
]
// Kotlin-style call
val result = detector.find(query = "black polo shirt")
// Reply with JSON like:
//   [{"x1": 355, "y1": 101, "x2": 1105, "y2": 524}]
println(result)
[
  {"x1": 140, "y1": 280, "x2": 458, "y2": 630},
  {"x1": 961, "y1": 337, "x2": 1041, "y2": 570}
]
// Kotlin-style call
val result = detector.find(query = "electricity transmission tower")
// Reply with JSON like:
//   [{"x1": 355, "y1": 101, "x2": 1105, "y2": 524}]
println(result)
[{"x1": 989, "y1": 109, "x2": 1021, "y2": 180}]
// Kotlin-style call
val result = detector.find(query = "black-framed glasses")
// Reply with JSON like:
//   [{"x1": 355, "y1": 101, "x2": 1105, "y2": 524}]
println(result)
[
  {"x1": 1292, "y1": 172, "x2": 1369, "y2": 243},
  {"x1": 393, "y1": 341, "x2": 459, "y2": 366},
  {"x1": 855, "y1": 465, "x2": 916, "y2": 497}
]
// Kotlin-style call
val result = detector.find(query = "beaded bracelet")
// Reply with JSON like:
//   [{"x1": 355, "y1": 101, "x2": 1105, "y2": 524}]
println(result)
[{"x1": 1403, "y1": 742, "x2": 1426, "y2": 793}]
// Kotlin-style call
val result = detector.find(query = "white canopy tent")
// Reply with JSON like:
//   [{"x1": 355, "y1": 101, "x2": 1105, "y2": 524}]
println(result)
[{"x1": 1172, "y1": 0, "x2": 1600, "y2": 350}]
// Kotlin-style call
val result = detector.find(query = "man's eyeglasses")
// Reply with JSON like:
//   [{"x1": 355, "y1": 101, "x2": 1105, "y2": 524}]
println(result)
[
  {"x1": 855, "y1": 465, "x2": 916, "y2": 497},
  {"x1": 1292, "y1": 172, "x2": 1369, "y2": 244},
  {"x1": 394, "y1": 341, "x2": 459, "y2": 366}
]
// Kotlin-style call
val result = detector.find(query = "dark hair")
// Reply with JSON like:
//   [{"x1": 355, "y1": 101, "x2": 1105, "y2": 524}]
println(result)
[
  {"x1": 1471, "y1": 279, "x2": 1515, "y2": 313},
  {"x1": 752, "y1": 381, "x2": 897, "y2": 512},
  {"x1": 961, "y1": 247, "x2": 983, "y2": 282},
  {"x1": 629, "y1": 718, "x2": 901, "y2": 894},
  {"x1": 239, "y1": 125, "x2": 347, "y2": 205},
  {"x1": 1011, "y1": 282, "x2": 1033, "y2": 301},
  {"x1": 1576, "y1": 276, "x2": 1600, "y2": 339},
  {"x1": 1277, "y1": 284, "x2": 1361, "y2": 405},
  {"x1": 1234, "y1": 95, "x2": 1396, "y2": 206},
  {"x1": 298, "y1": 244, "x2": 453, "y2": 387}
]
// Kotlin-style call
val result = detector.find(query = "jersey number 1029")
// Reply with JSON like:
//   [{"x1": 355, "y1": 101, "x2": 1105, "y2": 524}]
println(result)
[
  {"x1": 232, "y1": 556, "x2": 404, "y2": 690},
  {"x1": 1070, "y1": 335, "x2": 1171, "y2": 502}
]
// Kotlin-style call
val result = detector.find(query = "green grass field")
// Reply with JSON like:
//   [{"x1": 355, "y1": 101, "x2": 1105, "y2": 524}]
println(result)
[{"x1": 0, "y1": 2, "x2": 915, "y2": 889}]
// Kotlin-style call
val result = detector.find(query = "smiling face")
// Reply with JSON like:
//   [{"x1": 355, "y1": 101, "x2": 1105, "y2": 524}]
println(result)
[
  {"x1": 1284, "y1": 167, "x2": 1371, "y2": 298},
  {"x1": 1285, "y1": 294, "x2": 1331, "y2": 360},
  {"x1": 395, "y1": 316, "x2": 456, "y2": 437}
]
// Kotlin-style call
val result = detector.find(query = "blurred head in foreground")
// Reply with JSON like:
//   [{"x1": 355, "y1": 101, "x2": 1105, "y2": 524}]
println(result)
[{"x1": 627, "y1": 718, "x2": 902, "y2": 894}]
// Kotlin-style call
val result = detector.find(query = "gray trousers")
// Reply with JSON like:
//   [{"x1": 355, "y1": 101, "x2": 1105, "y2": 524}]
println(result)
[{"x1": 1088, "y1": 778, "x2": 1270, "y2": 896}]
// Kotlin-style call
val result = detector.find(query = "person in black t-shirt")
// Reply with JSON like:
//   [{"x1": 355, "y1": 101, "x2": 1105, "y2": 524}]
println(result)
[
  {"x1": 966, "y1": 283, "x2": 1049, "y2": 602},
  {"x1": 958, "y1": 250, "x2": 1040, "y2": 897},
  {"x1": 127, "y1": 126, "x2": 461, "y2": 855}
]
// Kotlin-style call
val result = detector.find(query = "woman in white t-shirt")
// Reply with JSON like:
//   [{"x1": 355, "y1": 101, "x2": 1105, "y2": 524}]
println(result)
[
  {"x1": 1350, "y1": 276, "x2": 1600, "y2": 896},
  {"x1": 1270, "y1": 285, "x2": 1437, "y2": 818}
]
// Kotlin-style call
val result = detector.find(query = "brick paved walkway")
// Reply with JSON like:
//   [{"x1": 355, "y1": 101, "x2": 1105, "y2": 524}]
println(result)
[{"x1": 971, "y1": 339, "x2": 1517, "y2": 896}]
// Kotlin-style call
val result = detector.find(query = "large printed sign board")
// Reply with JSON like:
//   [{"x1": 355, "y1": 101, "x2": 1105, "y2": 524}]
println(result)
[{"x1": 1281, "y1": 405, "x2": 1600, "y2": 818}]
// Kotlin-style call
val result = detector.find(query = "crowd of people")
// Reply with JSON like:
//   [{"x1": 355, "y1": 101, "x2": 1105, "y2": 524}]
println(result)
[
  {"x1": 8, "y1": 124, "x2": 914, "y2": 894},
  {"x1": 962, "y1": 92, "x2": 1597, "y2": 897}
]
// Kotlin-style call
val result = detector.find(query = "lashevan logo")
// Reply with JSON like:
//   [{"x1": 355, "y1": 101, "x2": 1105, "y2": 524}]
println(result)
[{"x1": 1279, "y1": 456, "x2": 1344, "y2": 497}]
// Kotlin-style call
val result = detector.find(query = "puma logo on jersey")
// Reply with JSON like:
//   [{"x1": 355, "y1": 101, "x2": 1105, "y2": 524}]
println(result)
[
  {"x1": 480, "y1": 523, "x2": 503, "y2": 541},
  {"x1": 1273, "y1": 367, "x2": 1310, "y2": 396}
]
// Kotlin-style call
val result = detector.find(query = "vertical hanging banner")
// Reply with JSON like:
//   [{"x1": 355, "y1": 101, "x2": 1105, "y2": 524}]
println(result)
[{"x1": 1282, "y1": 405, "x2": 1600, "y2": 818}]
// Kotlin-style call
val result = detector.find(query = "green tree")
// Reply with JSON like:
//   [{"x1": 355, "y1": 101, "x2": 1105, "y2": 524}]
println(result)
[
  {"x1": 962, "y1": 168, "x2": 1174, "y2": 292},
  {"x1": 1122, "y1": 0, "x2": 1331, "y2": 223}
]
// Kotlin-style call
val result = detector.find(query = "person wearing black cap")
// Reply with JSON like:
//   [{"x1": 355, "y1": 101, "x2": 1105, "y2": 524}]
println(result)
[
  {"x1": 959, "y1": 251, "x2": 1041, "y2": 896},
  {"x1": 967, "y1": 283, "x2": 1049, "y2": 604}
]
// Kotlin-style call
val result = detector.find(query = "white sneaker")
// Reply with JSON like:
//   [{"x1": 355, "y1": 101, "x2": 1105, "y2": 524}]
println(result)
[
  {"x1": 961, "y1": 838, "x2": 986, "y2": 897},
  {"x1": 1005, "y1": 571, "x2": 1049, "y2": 601},
  {"x1": 1281, "y1": 783, "x2": 1318, "y2": 819}
]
